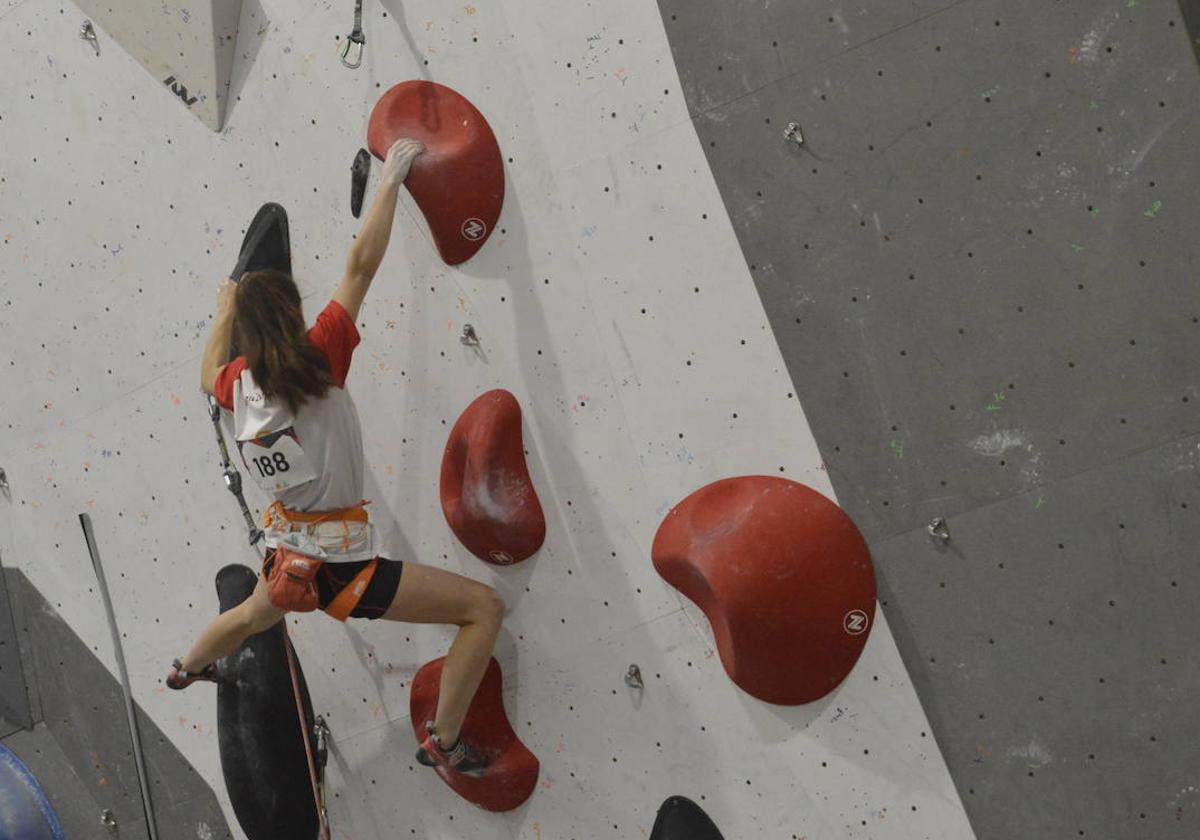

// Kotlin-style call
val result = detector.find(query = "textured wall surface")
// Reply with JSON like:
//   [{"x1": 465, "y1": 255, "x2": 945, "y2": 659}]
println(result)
[
  {"x1": 0, "y1": 1, "x2": 974, "y2": 838},
  {"x1": 655, "y1": 0, "x2": 1200, "y2": 837}
]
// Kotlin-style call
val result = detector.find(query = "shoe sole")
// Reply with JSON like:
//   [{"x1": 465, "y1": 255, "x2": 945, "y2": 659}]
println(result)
[{"x1": 415, "y1": 748, "x2": 488, "y2": 778}]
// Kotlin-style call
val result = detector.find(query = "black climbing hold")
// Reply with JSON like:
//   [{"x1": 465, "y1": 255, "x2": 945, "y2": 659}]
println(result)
[
  {"x1": 215, "y1": 564, "x2": 320, "y2": 840},
  {"x1": 648, "y1": 795, "x2": 725, "y2": 840},
  {"x1": 227, "y1": 202, "x2": 292, "y2": 358},
  {"x1": 351, "y1": 148, "x2": 371, "y2": 218},
  {"x1": 230, "y1": 202, "x2": 291, "y2": 281}
]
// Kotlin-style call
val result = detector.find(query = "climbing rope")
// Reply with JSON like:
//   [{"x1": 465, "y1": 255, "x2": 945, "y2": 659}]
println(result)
[
  {"x1": 284, "y1": 628, "x2": 331, "y2": 840},
  {"x1": 206, "y1": 392, "x2": 326, "y2": 831}
]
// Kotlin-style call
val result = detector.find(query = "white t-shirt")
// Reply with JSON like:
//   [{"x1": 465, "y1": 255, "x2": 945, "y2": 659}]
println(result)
[{"x1": 214, "y1": 300, "x2": 378, "y2": 562}]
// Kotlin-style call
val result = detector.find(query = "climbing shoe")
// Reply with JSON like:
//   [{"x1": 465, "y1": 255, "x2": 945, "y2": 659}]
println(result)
[
  {"x1": 415, "y1": 721, "x2": 489, "y2": 777},
  {"x1": 166, "y1": 658, "x2": 221, "y2": 690}
]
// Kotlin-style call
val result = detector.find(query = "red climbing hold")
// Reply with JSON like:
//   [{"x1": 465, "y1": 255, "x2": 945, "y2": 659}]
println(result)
[
  {"x1": 652, "y1": 476, "x2": 876, "y2": 705},
  {"x1": 409, "y1": 657, "x2": 539, "y2": 811},
  {"x1": 367, "y1": 80, "x2": 504, "y2": 265},
  {"x1": 441, "y1": 390, "x2": 545, "y2": 566}
]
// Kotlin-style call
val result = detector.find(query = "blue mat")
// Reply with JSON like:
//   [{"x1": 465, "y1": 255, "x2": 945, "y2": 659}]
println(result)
[{"x1": 0, "y1": 743, "x2": 65, "y2": 840}]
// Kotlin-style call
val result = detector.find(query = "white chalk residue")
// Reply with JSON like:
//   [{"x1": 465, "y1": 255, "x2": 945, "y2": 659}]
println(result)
[
  {"x1": 1006, "y1": 738, "x2": 1053, "y2": 768},
  {"x1": 970, "y1": 429, "x2": 1044, "y2": 488},
  {"x1": 1079, "y1": 28, "x2": 1103, "y2": 63},
  {"x1": 1172, "y1": 442, "x2": 1200, "y2": 473},
  {"x1": 1078, "y1": 10, "x2": 1119, "y2": 65},
  {"x1": 469, "y1": 470, "x2": 527, "y2": 523},
  {"x1": 1169, "y1": 785, "x2": 1199, "y2": 808},
  {"x1": 196, "y1": 822, "x2": 214, "y2": 840},
  {"x1": 968, "y1": 430, "x2": 1029, "y2": 457}
]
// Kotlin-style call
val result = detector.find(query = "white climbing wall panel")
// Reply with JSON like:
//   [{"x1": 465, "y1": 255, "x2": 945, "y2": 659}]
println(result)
[
  {"x1": 72, "y1": 0, "x2": 243, "y2": 131},
  {"x1": 0, "y1": 1, "x2": 976, "y2": 838}
]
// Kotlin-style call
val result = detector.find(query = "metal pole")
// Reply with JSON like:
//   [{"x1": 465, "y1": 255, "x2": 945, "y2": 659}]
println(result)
[{"x1": 79, "y1": 513, "x2": 159, "y2": 840}]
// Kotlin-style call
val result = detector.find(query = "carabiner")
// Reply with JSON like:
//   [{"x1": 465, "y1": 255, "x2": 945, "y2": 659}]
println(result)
[{"x1": 340, "y1": 0, "x2": 365, "y2": 69}]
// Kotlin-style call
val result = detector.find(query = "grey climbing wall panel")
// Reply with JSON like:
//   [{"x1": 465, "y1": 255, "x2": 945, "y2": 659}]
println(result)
[
  {"x1": 3, "y1": 570, "x2": 232, "y2": 839},
  {"x1": 1180, "y1": 0, "x2": 1200, "y2": 65},
  {"x1": 0, "y1": 556, "x2": 32, "y2": 737},
  {"x1": 872, "y1": 433, "x2": 1200, "y2": 839},
  {"x1": 656, "y1": 0, "x2": 1200, "y2": 837}
]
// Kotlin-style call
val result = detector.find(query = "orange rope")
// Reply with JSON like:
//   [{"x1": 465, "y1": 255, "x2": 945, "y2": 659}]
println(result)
[{"x1": 283, "y1": 626, "x2": 331, "y2": 840}]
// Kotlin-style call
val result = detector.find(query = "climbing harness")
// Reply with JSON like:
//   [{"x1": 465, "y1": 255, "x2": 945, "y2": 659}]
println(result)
[
  {"x1": 340, "y1": 0, "x2": 366, "y2": 69},
  {"x1": 284, "y1": 630, "x2": 332, "y2": 840},
  {"x1": 261, "y1": 500, "x2": 378, "y2": 620},
  {"x1": 79, "y1": 513, "x2": 160, "y2": 840},
  {"x1": 207, "y1": 394, "x2": 264, "y2": 546},
  {"x1": 262, "y1": 499, "x2": 373, "y2": 557}
]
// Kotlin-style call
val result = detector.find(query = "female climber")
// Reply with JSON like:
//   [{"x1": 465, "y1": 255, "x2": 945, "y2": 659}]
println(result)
[{"x1": 166, "y1": 138, "x2": 503, "y2": 778}]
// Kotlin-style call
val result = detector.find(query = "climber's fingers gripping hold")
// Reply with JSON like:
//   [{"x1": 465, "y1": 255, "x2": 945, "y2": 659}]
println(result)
[
  {"x1": 216, "y1": 276, "x2": 236, "y2": 318},
  {"x1": 381, "y1": 138, "x2": 426, "y2": 185}
]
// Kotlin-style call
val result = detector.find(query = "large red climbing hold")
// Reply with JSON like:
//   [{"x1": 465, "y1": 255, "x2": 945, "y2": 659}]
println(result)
[
  {"x1": 367, "y1": 80, "x2": 504, "y2": 265},
  {"x1": 409, "y1": 657, "x2": 539, "y2": 811},
  {"x1": 652, "y1": 476, "x2": 877, "y2": 705},
  {"x1": 441, "y1": 390, "x2": 545, "y2": 566}
]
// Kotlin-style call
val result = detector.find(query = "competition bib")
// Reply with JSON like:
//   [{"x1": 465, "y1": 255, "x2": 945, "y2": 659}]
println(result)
[{"x1": 238, "y1": 427, "x2": 318, "y2": 493}]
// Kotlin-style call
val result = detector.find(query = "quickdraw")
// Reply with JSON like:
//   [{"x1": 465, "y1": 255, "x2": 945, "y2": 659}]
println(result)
[
  {"x1": 207, "y1": 394, "x2": 264, "y2": 546},
  {"x1": 340, "y1": 0, "x2": 365, "y2": 69}
]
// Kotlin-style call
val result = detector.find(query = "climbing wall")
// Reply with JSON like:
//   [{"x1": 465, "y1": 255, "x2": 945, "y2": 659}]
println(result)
[
  {"x1": 655, "y1": 0, "x2": 1200, "y2": 837},
  {"x1": 0, "y1": 1, "x2": 973, "y2": 838}
]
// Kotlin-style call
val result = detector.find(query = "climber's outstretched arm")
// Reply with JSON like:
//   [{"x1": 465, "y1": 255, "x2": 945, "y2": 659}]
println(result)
[{"x1": 334, "y1": 138, "x2": 424, "y2": 321}]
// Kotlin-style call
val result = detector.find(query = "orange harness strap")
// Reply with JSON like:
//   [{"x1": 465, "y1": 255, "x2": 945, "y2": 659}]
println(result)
[
  {"x1": 324, "y1": 559, "x2": 378, "y2": 622},
  {"x1": 264, "y1": 499, "x2": 371, "y2": 527}
]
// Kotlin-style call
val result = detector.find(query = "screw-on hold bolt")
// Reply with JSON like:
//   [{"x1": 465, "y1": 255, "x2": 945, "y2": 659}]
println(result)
[
  {"x1": 927, "y1": 517, "x2": 950, "y2": 542},
  {"x1": 460, "y1": 324, "x2": 480, "y2": 347},
  {"x1": 625, "y1": 664, "x2": 644, "y2": 690},
  {"x1": 783, "y1": 121, "x2": 804, "y2": 145},
  {"x1": 100, "y1": 808, "x2": 118, "y2": 832}
]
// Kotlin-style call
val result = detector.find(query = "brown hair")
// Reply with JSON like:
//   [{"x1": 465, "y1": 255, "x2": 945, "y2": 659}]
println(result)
[{"x1": 232, "y1": 270, "x2": 332, "y2": 415}]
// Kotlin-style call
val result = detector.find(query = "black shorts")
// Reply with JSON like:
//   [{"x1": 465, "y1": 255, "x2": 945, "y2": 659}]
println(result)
[{"x1": 263, "y1": 550, "x2": 404, "y2": 620}]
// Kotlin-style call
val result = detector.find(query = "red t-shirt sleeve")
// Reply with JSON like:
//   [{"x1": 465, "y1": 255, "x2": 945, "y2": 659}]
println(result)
[
  {"x1": 307, "y1": 300, "x2": 361, "y2": 388},
  {"x1": 213, "y1": 357, "x2": 248, "y2": 412}
]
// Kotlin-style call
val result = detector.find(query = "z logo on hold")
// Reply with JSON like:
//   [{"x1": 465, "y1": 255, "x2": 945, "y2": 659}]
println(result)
[
  {"x1": 461, "y1": 218, "x2": 487, "y2": 241},
  {"x1": 843, "y1": 609, "x2": 869, "y2": 635}
]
